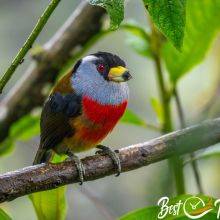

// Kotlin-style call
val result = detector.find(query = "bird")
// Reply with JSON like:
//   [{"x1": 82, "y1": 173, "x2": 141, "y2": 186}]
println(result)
[{"x1": 33, "y1": 51, "x2": 132, "y2": 184}]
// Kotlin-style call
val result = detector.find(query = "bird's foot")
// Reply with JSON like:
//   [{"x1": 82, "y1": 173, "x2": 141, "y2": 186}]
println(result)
[
  {"x1": 96, "y1": 145, "x2": 121, "y2": 176},
  {"x1": 66, "y1": 151, "x2": 85, "y2": 185}
]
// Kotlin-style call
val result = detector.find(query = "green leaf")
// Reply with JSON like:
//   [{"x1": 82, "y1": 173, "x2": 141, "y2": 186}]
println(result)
[
  {"x1": 120, "y1": 206, "x2": 159, "y2": 220},
  {"x1": 30, "y1": 187, "x2": 67, "y2": 220},
  {"x1": 52, "y1": 153, "x2": 67, "y2": 163},
  {"x1": 120, "y1": 22, "x2": 152, "y2": 57},
  {"x1": 163, "y1": 0, "x2": 220, "y2": 83},
  {"x1": 143, "y1": 0, "x2": 186, "y2": 50},
  {"x1": 0, "y1": 139, "x2": 15, "y2": 157},
  {"x1": 10, "y1": 114, "x2": 40, "y2": 141},
  {"x1": 0, "y1": 115, "x2": 40, "y2": 157},
  {"x1": 119, "y1": 194, "x2": 218, "y2": 220},
  {"x1": 125, "y1": 34, "x2": 151, "y2": 57},
  {"x1": 150, "y1": 97, "x2": 164, "y2": 125},
  {"x1": 89, "y1": 0, "x2": 124, "y2": 29},
  {"x1": 120, "y1": 109, "x2": 146, "y2": 127},
  {"x1": 0, "y1": 208, "x2": 12, "y2": 220},
  {"x1": 30, "y1": 154, "x2": 67, "y2": 220}
]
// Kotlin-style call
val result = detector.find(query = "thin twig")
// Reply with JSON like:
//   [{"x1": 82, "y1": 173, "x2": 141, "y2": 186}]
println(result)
[
  {"x1": 0, "y1": 0, "x2": 62, "y2": 93},
  {"x1": 174, "y1": 88, "x2": 204, "y2": 193},
  {"x1": 153, "y1": 54, "x2": 173, "y2": 132},
  {"x1": 174, "y1": 88, "x2": 186, "y2": 127},
  {"x1": 148, "y1": 17, "x2": 172, "y2": 132},
  {"x1": 0, "y1": 118, "x2": 219, "y2": 203}
]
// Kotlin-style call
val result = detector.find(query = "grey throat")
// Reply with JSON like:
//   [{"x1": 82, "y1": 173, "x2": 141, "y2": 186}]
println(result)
[{"x1": 71, "y1": 55, "x2": 129, "y2": 105}]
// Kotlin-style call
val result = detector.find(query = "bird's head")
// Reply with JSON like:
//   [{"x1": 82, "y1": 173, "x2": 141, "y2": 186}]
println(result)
[
  {"x1": 72, "y1": 51, "x2": 131, "y2": 83},
  {"x1": 71, "y1": 52, "x2": 131, "y2": 104}
]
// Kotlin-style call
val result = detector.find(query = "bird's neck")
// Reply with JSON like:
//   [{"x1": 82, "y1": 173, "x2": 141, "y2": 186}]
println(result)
[{"x1": 72, "y1": 74, "x2": 129, "y2": 106}]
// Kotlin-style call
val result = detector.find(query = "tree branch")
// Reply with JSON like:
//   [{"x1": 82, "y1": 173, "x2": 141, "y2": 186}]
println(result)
[
  {"x1": 0, "y1": 118, "x2": 220, "y2": 203},
  {"x1": 0, "y1": 0, "x2": 61, "y2": 93},
  {"x1": 0, "y1": 2, "x2": 105, "y2": 142}
]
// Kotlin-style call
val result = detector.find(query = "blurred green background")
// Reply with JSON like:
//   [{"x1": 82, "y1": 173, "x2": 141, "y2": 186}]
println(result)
[{"x1": 0, "y1": 0, "x2": 220, "y2": 219}]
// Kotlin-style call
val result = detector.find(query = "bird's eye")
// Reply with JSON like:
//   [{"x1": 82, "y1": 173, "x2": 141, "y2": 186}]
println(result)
[{"x1": 97, "y1": 64, "x2": 105, "y2": 73}]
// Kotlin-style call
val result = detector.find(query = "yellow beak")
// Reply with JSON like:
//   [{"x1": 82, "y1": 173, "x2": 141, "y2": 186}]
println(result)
[{"x1": 108, "y1": 66, "x2": 132, "y2": 82}]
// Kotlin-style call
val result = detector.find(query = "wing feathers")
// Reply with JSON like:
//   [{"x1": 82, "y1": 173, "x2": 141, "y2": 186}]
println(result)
[{"x1": 33, "y1": 92, "x2": 81, "y2": 164}]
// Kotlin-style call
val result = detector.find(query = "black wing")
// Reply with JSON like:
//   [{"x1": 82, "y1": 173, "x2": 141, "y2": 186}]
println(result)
[{"x1": 33, "y1": 92, "x2": 81, "y2": 164}]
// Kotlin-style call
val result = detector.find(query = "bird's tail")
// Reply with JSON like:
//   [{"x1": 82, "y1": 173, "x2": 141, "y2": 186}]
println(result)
[{"x1": 33, "y1": 144, "x2": 53, "y2": 165}]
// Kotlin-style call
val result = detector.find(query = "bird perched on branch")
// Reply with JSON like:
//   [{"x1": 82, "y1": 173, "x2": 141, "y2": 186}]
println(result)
[{"x1": 33, "y1": 52, "x2": 132, "y2": 184}]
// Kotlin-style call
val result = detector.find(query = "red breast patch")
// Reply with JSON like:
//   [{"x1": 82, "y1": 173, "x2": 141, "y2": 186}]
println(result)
[{"x1": 80, "y1": 96, "x2": 127, "y2": 142}]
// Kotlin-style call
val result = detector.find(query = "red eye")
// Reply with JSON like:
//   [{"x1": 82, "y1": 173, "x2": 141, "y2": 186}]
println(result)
[{"x1": 97, "y1": 64, "x2": 105, "y2": 73}]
